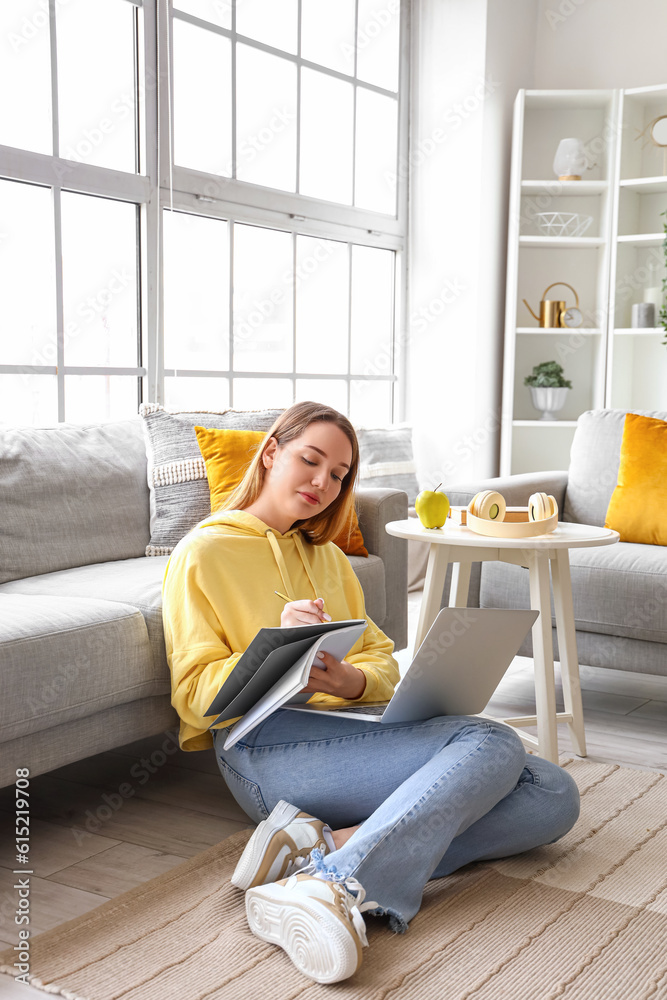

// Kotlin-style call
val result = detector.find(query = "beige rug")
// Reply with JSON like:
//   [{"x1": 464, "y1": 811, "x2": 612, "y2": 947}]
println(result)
[{"x1": 2, "y1": 758, "x2": 666, "y2": 1000}]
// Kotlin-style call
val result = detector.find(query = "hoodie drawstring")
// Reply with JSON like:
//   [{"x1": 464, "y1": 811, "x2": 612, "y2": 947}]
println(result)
[{"x1": 265, "y1": 528, "x2": 320, "y2": 602}]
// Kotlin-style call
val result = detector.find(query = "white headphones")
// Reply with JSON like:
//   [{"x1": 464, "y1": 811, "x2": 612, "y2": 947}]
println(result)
[{"x1": 468, "y1": 490, "x2": 558, "y2": 523}]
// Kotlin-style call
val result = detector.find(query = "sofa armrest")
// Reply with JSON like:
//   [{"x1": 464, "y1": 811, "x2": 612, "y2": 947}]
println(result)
[
  {"x1": 355, "y1": 488, "x2": 408, "y2": 651},
  {"x1": 444, "y1": 470, "x2": 569, "y2": 513}
]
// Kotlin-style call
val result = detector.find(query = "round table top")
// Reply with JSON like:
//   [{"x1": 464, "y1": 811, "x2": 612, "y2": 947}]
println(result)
[{"x1": 385, "y1": 518, "x2": 620, "y2": 551}]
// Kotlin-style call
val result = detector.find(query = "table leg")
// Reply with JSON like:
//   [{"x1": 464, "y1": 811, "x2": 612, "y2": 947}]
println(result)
[
  {"x1": 414, "y1": 544, "x2": 451, "y2": 654},
  {"x1": 449, "y1": 562, "x2": 472, "y2": 607},
  {"x1": 527, "y1": 549, "x2": 559, "y2": 764},
  {"x1": 551, "y1": 548, "x2": 587, "y2": 757}
]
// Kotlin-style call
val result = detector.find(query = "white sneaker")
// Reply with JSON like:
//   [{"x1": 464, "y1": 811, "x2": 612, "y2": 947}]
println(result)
[
  {"x1": 231, "y1": 800, "x2": 335, "y2": 890},
  {"x1": 245, "y1": 872, "x2": 377, "y2": 983}
]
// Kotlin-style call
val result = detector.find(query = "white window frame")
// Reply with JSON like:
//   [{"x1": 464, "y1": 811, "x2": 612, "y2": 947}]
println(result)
[{"x1": 0, "y1": 0, "x2": 410, "y2": 423}]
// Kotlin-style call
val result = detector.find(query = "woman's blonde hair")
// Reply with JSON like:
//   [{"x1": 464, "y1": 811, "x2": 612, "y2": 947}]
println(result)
[{"x1": 219, "y1": 401, "x2": 360, "y2": 545}]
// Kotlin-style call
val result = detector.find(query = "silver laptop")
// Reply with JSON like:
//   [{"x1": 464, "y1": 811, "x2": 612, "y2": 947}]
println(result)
[{"x1": 287, "y1": 607, "x2": 538, "y2": 723}]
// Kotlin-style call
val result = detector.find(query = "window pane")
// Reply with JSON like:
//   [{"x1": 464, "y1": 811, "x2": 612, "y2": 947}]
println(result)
[
  {"x1": 64, "y1": 375, "x2": 139, "y2": 423},
  {"x1": 163, "y1": 211, "x2": 229, "y2": 370},
  {"x1": 236, "y1": 45, "x2": 297, "y2": 191},
  {"x1": 60, "y1": 193, "x2": 138, "y2": 367},
  {"x1": 301, "y1": 0, "x2": 356, "y2": 76},
  {"x1": 295, "y1": 236, "x2": 348, "y2": 374},
  {"x1": 56, "y1": 0, "x2": 137, "y2": 172},
  {"x1": 0, "y1": 1, "x2": 52, "y2": 153},
  {"x1": 295, "y1": 380, "x2": 347, "y2": 413},
  {"x1": 0, "y1": 374, "x2": 57, "y2": 425},
  {"x1": 0, "y1": 180, "x2": 55, "y2": 366},
  {"x1": 356, "y1": 0, "x2": 401, "y2": 92},
  {"x1": 355, "y1": 89, "x2": 397, "y2": 214},
  {"x1": 350, "y1": 379, "x2": 392, "y2": 425},
  {"x1": 350, "y1": 246, "x2": 394, "y2": 373},
  {"x1": 232, "y1": 378, "x2": 292, "y2": 410},
  {"x1": 173, "y1": 20, "x2": 232, "y2": 175},
  {"x1": 164, "y1": 376, "x2": 230, "y2": 411},
  {"x1": 300, "y1": 69, "x2": 353, "y2": 204},
  {"x1": 233, "y1": 225, "x2": 293, "y2": 373},
  {"x1": 174, "y1": 0, "x2": 231, "y2": 30},
  {"x1": 236, "y1": 0, "x2": 297, "y2": 54}
]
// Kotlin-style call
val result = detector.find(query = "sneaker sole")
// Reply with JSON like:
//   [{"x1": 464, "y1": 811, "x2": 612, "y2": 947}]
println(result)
[
  {"x1": 231, "y1": 800, "x2": 302, "y2": 891},
  {"x1": 245, "y1": 888, "x2": 362, "y2": 983}
]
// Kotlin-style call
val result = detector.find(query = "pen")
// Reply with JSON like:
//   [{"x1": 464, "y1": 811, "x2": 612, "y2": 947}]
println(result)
[{"x1": 275, "y1": 590, "x2": 332, "y2": 621}]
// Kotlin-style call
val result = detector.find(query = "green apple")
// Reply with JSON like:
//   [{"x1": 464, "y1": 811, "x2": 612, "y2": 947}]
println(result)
[{"x1": 415, "y1": 483, "x2": 450, "y2": 529}]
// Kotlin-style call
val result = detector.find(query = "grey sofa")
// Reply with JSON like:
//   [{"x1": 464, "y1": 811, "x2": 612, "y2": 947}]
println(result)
[
  {"x1": 436, "y1": 409, "x2": 667, "y2": 678},
  {"x1": 0, "y1": 418, "x2": 407, "y2": 788}
]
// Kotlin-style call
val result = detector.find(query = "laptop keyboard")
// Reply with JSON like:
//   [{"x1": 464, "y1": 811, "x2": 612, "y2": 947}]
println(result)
[{"x1": 340, "y1": 704, "x2": 387, "y2": 716}]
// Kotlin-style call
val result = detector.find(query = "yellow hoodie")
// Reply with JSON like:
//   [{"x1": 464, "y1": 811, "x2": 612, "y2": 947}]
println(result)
[{"x1": 162, "y1": 509, "x2": 400, "y2": 751}]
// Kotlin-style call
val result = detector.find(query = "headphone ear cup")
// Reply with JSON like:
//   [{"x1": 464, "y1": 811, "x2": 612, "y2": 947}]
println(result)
[
  {"x1": 468, "y1": 490, "x2": 506, "y2": 521},
  {"x1": 528, "y1": 492, "x2": 551, "y2": 521}
]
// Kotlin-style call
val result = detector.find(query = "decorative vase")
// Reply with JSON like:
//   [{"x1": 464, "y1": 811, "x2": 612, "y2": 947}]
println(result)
[
  {"x1": 529, "y1": 386, "x2": 569, "y2": 420},
  {"x1": 553, "y1": 138, "x2": 587, "y2": 180}
]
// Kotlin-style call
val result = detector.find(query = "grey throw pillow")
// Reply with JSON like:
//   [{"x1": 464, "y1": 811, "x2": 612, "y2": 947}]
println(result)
[
  {"x1": 139, "y1": 404, "x2": 283, "y2": 555},
  {"x1": 356, "y1": 424, "x2": 419, "y2": 505}
]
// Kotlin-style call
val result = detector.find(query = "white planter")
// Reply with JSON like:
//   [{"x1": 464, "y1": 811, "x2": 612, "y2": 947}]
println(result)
[{"x1": 529, "y1": 386, "x2": 570, "y2": 421}]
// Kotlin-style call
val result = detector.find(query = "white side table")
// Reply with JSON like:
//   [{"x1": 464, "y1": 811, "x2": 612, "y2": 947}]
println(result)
[{"x1": 385, "y1": 518, "x2": 619, "y2": 764}]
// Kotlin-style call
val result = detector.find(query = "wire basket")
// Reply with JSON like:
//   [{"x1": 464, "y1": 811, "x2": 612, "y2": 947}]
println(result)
[{"x1": 535, "y1": 212, "x2": 593, "y2": 237}]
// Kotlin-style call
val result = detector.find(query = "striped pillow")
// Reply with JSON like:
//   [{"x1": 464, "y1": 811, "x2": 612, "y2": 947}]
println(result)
[
  {"x1": 139, "y1": 404, "x2": 282, "y2": 555},
  {"x1": 356, "y1": 424, "x2": 419, "y2": 505}
]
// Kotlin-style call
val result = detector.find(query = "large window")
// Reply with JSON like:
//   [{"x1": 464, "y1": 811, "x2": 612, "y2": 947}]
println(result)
[{"x1": 0, "y1": 0, "x2": 408, "y2": 425}]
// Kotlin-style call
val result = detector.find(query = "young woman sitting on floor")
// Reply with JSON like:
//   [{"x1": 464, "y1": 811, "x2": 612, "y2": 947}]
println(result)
[{"x1": 162, "y1": 400, "x2": 580, "y2": 985}]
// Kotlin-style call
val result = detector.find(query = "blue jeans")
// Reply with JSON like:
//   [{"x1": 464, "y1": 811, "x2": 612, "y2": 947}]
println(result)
[{"x1": 213, "y1": 709, "x2": 580, "y2": 932}]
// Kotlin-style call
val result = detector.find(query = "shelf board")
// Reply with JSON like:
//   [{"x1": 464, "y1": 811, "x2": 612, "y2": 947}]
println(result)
[
  {"x1": 617, "y1": 233, "x2": 665, "y2": 247},
  {"x1": 619, "y1": 176, "x2": 667, "y2": 194},
  {"x1": 519, "y1": 236, "x2": 604, "y2": 248},
  {"x1": 524, "y1": 90, "x2": 615, "y2": 110},
  {"x1": 516, "y1": 327, "x2": 601, "y2": 335},
  {"x1": 513, "y1": 420, "x2": 579, "y2": 428},
  {"x1": 521, "y1": 180, "x2": 608, "y2": 196},
  {"x1": 614, "y1": 327, "x2": 665, "y2": 336}
]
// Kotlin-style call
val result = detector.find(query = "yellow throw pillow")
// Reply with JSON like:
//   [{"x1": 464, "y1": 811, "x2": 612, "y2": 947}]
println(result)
[
  {"x1": 604, "y1": 413, "x2": 667, "y2": 545},
  {"x1": 195, "y1": 426, "x2": 368, "y2": 557}
]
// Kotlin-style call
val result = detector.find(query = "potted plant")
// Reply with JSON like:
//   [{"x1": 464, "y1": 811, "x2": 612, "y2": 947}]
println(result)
[{"x1": 524, "y1": 360, "x2": 572, "y2": 420}]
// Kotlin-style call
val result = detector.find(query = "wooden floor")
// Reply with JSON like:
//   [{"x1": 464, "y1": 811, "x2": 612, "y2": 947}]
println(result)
[{"x1": 0, "y1": 588, "x2": 665, "y2": 964}]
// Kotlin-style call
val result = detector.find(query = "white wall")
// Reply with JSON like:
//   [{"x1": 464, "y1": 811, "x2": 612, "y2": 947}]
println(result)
[
  {"x1": 407, "y1": 0, "x2": 536, "y2": 489},
  {"x1": 407, "y1": 0, "x2": 667, "y2": 490},
  {"x1": 534, "y1": 0, "x2": 667, "y2": 90}
]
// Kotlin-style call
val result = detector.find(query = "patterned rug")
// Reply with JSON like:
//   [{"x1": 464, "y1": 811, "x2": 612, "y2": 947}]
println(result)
[{"x1": 1, "y1": 757, "x2": 666, "y2": 999}]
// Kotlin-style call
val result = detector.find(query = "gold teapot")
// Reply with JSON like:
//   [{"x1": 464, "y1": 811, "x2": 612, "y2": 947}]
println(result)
[{"x1": 523, "y1": 282, "x2": 582, "y2": 328}]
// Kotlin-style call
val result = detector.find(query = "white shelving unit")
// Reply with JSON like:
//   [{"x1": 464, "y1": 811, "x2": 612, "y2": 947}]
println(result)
[{"x1": 501, "y1": 86, "x2": 667, "y2": 476}]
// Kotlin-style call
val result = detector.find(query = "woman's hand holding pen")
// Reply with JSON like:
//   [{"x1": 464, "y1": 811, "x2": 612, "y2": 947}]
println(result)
[
  {"x1": 276, "y1": 592, "x2": 367, "y2": 700},
  {"x1": 279, "y1": 596, "x2": 332, "y2": 627}
]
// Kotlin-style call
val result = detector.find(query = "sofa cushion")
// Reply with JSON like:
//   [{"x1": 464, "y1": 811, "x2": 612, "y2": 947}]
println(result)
[
  {"x1": 0, "y1": 594, "x2": 162, "y2": 743},
  {"x1": 0, "y1": 552, "x2": 388, "y2": 662},
  {"x1": 356, "y1": 424, "x2": 420, "y2": 505},
  {"x1": 604, "y1": 413, "x2": 667, "y2": 545},
  {"x1": 0, "y1": 420, "x2": 150, "y2": 585},
  {"x1": 480, "y1": 540, "x2": 667, "y2": 645},
  {"x1": 564, "y1": 408, "x2": 667, "y2": 526},
  {"x1": 0, "y1": 556, "x2": 171, "y2": 676},
  {"x1": 139, "y1": 403, "x2": 282, "y2": 555}
]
